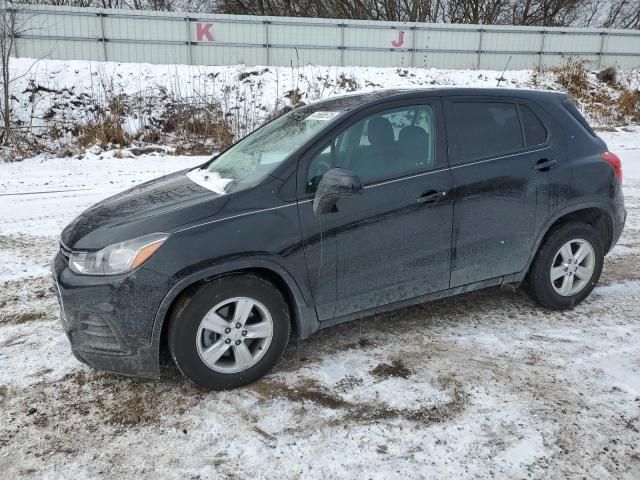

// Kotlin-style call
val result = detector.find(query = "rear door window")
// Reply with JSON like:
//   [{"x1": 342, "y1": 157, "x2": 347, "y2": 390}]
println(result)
[{"x1": 450, "y1": 102, "x2": 524, "y2": 163}]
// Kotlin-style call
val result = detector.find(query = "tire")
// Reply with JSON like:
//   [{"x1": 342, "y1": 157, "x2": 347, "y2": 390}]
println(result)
[
  {"x1": 168, "y1": 274, "x2": 290, "y2": 390},
  {"x1": 525, "y1": 221, "x2": 604, "y2": 310}
]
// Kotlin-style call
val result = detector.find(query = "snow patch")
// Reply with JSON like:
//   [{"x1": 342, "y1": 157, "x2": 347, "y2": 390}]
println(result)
[{"x1": 186, "y1": 168, "x2": 233, "y2": 194}]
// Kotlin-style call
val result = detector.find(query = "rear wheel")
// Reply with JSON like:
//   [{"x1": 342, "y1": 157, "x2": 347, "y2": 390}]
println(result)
[
  {"x1": 169, "y1": 274, "x2": 290, "y2": 390},
  {"x1": 525, "y1": 222, "x2": 604, "y2": 309}
]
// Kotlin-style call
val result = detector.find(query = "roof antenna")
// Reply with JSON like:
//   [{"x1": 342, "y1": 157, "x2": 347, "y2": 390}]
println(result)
[{"x1": 496, "y1": 55, "x2": 512, "y2": 87}]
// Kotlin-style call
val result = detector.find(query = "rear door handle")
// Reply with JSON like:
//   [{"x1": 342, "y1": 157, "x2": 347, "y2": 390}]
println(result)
[
  {"x1": 533, "y1": 158, "x2": 557, "y2": 171},
  {"x1": 417, "y1": 190, "x2": 447, "y2": 205}
]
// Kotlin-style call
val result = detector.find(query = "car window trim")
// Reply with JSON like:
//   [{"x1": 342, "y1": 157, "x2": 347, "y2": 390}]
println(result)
[
  {"x1": 294, "y1": 165, "x2": 451, "y2": 206},
  {"x1": 449, "y1": 145, "x2": 551, "y2": 170},
  {"x1": 363, "y1": 166, "x2": 450, "y2": 189}
]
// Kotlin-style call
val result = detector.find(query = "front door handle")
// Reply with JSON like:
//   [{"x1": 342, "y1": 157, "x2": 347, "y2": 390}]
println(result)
[
  {"x1": 533, "y1": 158, "x2": 557, "y2": 171},
  {"x1": 417, "y1": 190, "x2": 447, "y2": 205}
]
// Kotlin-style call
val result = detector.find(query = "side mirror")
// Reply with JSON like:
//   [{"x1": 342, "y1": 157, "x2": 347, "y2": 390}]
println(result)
[{"x1": 313, "y1": 168, "x2": 362, "y2": 215}]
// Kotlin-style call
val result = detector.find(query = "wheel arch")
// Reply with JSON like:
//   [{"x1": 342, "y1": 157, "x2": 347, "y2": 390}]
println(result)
[
  {"x1": 525, "y1": 204, "x2": 614, "y2": 275},
  {"x1": 152, "y1": 259, "x2": 319, "y2": 369}
]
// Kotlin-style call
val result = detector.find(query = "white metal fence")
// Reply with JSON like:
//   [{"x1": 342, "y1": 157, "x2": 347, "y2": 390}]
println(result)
[{"x1": 5, "y1": 3, "x2": 640, "y2": 70}]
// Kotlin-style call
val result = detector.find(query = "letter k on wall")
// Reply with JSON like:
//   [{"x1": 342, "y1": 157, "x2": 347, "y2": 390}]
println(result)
[{"x1": 196, "y1": 22, "x2": 214, "y2": 41}]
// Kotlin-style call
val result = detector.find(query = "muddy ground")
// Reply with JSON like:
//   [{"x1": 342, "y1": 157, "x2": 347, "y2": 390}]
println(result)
[{"x1": 1, "y1": 140, "x2": 639, "y2": 479}]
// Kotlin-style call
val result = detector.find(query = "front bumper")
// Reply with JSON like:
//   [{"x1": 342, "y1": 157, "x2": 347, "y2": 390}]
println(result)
[{"x1": 52, "y1": 250, "x2": 172, "y2": 378}]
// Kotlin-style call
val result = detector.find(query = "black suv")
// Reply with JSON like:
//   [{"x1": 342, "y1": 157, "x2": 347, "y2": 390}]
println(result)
[{"x1": 52, "y1": 88, "x2": 626, "y2": 390}]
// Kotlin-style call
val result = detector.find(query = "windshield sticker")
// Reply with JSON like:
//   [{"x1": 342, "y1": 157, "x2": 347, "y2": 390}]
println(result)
[{"x1": 307, "y1": 111, "x2": 341, "y2": 121}]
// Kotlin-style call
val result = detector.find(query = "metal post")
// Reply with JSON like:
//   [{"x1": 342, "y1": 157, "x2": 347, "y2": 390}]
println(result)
[
  {"x1": 597, "y1": 31, "x2": 606, "y2": 69},
  {"x1": 538, "y1": 30, "x2": 545, "y2": 68},
  {"x1": 477, "y1": 28, "x2": 483, "y2": 69},
  {"x1": 98, "y1": 12, "x2": 107, "y2": 62},
  {"x1": 340, "y1": 23, "x2": 345, "y2": 67},
  {"x1": 410, "y1": 25, "x2": 417, "y2": 67},
  {"x1": 264, "y1": 20, "x2": 270, "y2": 66},
  {"x1": 8, "y1": 6, "x2": 18, "y2": 57},
  {"x1": 185, "y1": 17, "x2": 192, "y2": 65}
]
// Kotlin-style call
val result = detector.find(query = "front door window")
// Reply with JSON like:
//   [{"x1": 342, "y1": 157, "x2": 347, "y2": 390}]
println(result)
[{"x1": 306, "y1": 105, "x2": 437, "y2": 193}]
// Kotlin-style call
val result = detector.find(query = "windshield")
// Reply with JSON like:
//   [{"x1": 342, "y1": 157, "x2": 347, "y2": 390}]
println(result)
[{"x1": 197, "y1": 108, "x2": 342, "y2": 192}]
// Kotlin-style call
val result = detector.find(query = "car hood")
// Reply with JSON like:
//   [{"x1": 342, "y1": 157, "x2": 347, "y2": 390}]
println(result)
[{"x1": 61, "y1": 169, "x2": 230, "y2": 250}]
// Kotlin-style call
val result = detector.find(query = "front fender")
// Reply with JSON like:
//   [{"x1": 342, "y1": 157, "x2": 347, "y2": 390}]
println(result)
[{"x1": 149, "y1": 256, "x2": 320, "y2": 364}]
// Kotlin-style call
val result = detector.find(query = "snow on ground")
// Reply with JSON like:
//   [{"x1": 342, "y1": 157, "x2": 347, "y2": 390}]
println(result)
[
  {"x1": 1, "y1": 127, "x2": 640, "y2": 476},
  {"x1": 9, "y1": 56, "x2": 636, "y2": 132},
  {"x1": 9, "y1": 57, "x2": 535, "y2": 123},
  {"x1": 4, "y1": 56, "x2": 570, "y2": 153}
]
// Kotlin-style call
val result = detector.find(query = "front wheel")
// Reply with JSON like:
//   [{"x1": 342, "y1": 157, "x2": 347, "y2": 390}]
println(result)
[
  {"x1": 525, "y1": 222, "x2": 604, "y2": 310},
  {"x1": 169, "y1": 275, "x2": 290, "y2": 390}
]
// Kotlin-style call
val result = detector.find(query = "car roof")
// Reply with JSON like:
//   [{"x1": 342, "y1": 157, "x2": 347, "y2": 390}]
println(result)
[{"x1": 306, "y1": 87, "x2": 566, "y2": 112}]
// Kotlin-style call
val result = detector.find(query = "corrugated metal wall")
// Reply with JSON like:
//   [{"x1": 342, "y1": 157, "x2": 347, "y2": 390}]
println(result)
[{"x1": 6, "y1": 3, "x2": 640, "y2": 69}]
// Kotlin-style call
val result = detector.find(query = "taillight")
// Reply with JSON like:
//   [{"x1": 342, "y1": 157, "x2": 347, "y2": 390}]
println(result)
[{"x1": 601, "y1": 151, "x2": 622, "y2": 184}]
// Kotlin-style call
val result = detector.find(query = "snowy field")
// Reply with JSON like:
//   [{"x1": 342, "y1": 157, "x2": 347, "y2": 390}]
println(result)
[{"x1": 1, "y1": 126, "x2": 640, "y2": 478}]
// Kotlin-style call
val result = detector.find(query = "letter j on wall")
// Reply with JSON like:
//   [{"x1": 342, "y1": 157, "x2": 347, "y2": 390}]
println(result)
[
  {"x1": 196, "y1": 22, "x2": 214, "y2": 42},
  {"x1": 391, "y1": 31, "x2": 405, "y2": 48}
]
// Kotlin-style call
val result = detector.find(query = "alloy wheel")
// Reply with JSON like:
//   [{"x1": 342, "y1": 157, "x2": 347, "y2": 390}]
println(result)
[
  {"x1": 196, "y1": 297, "x2": 274, "y2": 373},
  {"x1": 550, "y1": 238, "x2": 596, "y2": 296}
]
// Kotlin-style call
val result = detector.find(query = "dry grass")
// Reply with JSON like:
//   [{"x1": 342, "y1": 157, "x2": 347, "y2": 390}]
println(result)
[
  {"x1": 337, "y1": 73, "x2": 360, "y2": 92},
  {"x1": 74, "y1": 115, "x2": 130, "y2": 149},
  {"x1": 596, "y1": 67, "x2": 618, "y2": 86},
  {"x1": 11, "y1": 66, "x2": 255, "y2": 158},
  {"x1": 551, "y1": 57, "x2": 591, "y2": 100},
  {"x1": 616, "y1": 88, "x2": 640, "y2": 123},
  {"x1": 162, "y1": 102, "x2": 235, "y2": 154},
  {"x1": 544, "y1": 57, "x2": 640, "y2": 127},
  {"x1": 285, "y1": 88, "x2": 304, "y2": 106}
]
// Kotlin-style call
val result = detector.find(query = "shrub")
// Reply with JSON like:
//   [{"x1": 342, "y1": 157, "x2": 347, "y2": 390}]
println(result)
[
  {"x1": 285, "y1": 88, "x2": 304, "y2": 105},
  {"x1": 75, "y1": 116, "x2": 130, "y2": 149},
  {"x1": 596, "y1": 67, "x2": 618, "y2": 86},
  {"x1": 161, "y1": 101, "x2": 235, "y2": 153},
  {"x1": 551, "y1": 57, "x2": 590, "y2": 101},
  {"x1": 616, "y1": 88, "x2": 640, "y2": 123}
]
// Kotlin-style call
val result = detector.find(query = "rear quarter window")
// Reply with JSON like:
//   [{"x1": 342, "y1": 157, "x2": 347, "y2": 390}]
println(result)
[
  {"x1": 519, "y1": 104, "x2": 548, "y2": 146},
  {"x1": 451, "y1": 102, "x2": 524, "y2": 163}
]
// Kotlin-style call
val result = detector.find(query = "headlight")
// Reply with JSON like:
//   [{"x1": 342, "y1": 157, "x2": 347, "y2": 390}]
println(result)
[{"x1": 69, "y1": 233, "x2": 169, "y2": 275}]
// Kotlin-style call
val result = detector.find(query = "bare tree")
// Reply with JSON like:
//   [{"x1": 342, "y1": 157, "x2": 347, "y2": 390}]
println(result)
[
  {"x1": 444, "y1": 0, "x2": 509, "y2": 24},
  {"x1": 600, "y1": 0, "x2": 640, "y2": 29},
  {"x1": 214, "y1": 0, "x2": 640, "y2": 27},
  {"x1": 0, "y1": 1, "x2": 42, "y2": 158},
  {"x1": 508, "y1": 0, "x2": 587, "y2": 26},
  {"x1": 0, "y1": 1, "x2": 20, "y2": 147},
  {"x1": 7, "y1": 0, "x2": 640, "y2": 29}
]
